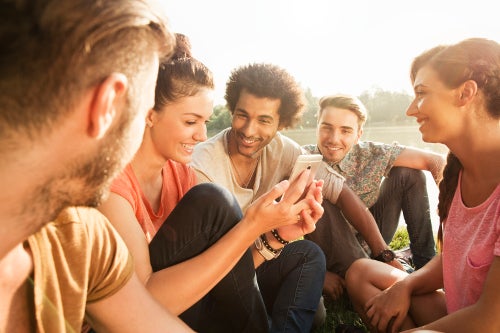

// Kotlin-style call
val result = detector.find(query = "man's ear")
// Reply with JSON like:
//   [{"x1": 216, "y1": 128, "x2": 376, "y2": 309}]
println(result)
[
  {"x1": 87, "y1": 73, "x2": 128, "y2": 139},
  {"x1": 457, "y1": 79, "x2": 478, "y2": 107}
]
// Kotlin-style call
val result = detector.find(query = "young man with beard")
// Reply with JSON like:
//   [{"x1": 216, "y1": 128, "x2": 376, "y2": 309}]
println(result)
[
  {"x1": 191, "y1": 63, "x2": 402, "y2": 330},
  {"x1": 0, "y1": 1, "x2": 193, "y2": 331}
]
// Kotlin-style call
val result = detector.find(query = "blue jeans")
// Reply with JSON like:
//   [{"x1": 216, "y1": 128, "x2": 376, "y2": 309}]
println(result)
[
  {"x1": 257, "y1": 240, "x2": 326, "y2": 333},
  {"x1": 370, "y1": 167, "x2": 436, "y2": 268},
  {"x1": 149, "y1": 183, "x2": 325, "y2": 332}
]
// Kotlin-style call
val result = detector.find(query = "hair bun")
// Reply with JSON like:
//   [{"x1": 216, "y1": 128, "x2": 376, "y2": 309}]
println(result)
[{"x1": 172, "y1": 33, "x2": 192, "y2": 60}]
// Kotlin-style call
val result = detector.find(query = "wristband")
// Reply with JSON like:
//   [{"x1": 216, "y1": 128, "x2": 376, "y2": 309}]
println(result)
[{"x1": 270, "y1": 229, "x2": 289, "y2": 245}]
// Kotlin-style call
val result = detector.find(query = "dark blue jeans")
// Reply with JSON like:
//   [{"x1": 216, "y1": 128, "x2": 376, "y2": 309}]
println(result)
[
  {"x1": 257, "y1": 240, "x2": 326, "y2": 333},
  {"x1": 149, "y1": 183, "x2": 325, "y2": 332},
  {"x1": 370, "y1": 167, "x2": 436, "y2": 268}
]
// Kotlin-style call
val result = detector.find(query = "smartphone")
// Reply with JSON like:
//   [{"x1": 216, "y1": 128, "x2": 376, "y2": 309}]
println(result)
[{"x1": 288, "y1": 154, "x2": 323, "y2": 185}]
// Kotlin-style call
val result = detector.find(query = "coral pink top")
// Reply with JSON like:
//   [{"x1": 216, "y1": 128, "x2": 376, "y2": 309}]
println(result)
[
  {"x1": 442, "y1": 172, "x2": 500, "y2": 313},
  {"x1": 110, "y1": 161, "x2": 196, "y2": 243}
]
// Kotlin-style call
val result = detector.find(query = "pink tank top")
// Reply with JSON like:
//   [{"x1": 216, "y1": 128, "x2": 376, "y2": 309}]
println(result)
[{"x1": 442, "y1": 172, "x2": 500, "y2": 313}]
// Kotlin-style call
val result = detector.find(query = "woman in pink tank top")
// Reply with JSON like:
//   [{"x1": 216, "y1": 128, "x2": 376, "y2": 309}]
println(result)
[{"x1": 345, "y1": 38, "x2": 500, "y2": 332}]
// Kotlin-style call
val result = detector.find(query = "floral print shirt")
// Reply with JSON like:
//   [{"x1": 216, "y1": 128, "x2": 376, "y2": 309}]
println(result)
[{"x1": 303, "y1": 141, "x2": 405, "y2": 207}]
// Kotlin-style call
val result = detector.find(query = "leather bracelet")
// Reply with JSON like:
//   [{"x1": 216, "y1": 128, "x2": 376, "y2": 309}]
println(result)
[{"x1": 270, "y1": 229, "x2": 289, "y2": 245}]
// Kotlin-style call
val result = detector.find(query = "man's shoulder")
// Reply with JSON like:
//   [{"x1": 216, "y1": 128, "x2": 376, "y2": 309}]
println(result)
[
  {"x1": 191, "y1": 129, "x2": 230, "y2": 178},
  {"x1": 302, "y1": 144, "x2": 319, "y2": 154},
  {"x1": 260, "y1": 133, "x2": 302, "y2": 166},
  {"x1": 29, "y1": 206, "x2": 120, "y2": 274},
  {"x1": 259, "y1": 133, "x2": 302, "y2": 176},
  {"x1": 277, "y1": 131, "x2": 301, "y2": 146},
  {"x1": 193, "y1": 128, "x2": 228, "y2": 156},
  {"x1": 37, "y1": 205, "x2": 131, "y2": 268},
  {"x1": 350, "y1": 141, "x2": 401, "y2": 158},
  {"x1": 29, "y1": 206, "x2": 133, "y2": 320},
  {"x1": 354, "y1": 140, "x2": 386, "y2": 151},
  {"x1": 40, "y1": 207, "x2": 111, "y2": 243},
  {"x1": 272, "y1": 132, "x2": 302, "y2": 153}
]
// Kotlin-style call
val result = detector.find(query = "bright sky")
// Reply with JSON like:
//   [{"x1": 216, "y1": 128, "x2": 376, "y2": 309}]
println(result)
[{"x1": 161, "y1": 0, "x2": 499, "y2": 104}]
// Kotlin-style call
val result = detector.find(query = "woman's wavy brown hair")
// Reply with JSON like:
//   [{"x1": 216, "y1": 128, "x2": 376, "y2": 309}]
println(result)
[{"x1": 410, "y1": 38, "x2": 500, "y2": 250}]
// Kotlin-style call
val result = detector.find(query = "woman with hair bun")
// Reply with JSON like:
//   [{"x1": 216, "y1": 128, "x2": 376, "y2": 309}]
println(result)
[{"x1": 345, "y1": 38, "x2": 500, "y2": 333}]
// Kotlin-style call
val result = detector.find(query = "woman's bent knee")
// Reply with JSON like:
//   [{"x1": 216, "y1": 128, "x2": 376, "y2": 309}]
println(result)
[
  {"x1": 185, "y1": 183, "x2": 243, "y2": 222},
  {"x1": 345, "y1": 258, "x2": 372, "y2": 286}
]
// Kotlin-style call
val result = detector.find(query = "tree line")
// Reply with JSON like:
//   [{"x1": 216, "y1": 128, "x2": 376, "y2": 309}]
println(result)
[{"x1": 207, "y1": 88, "x2": 414, "y2": 134}]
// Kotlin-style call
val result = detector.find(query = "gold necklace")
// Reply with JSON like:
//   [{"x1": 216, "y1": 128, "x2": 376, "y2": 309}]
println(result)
[{"x1": 228, "y1": 153, "x2": 260, "y2": 188}]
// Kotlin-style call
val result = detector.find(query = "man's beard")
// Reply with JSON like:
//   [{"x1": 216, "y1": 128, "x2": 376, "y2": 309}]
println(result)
[{"x1": 25, "y1": 109, "x2": 135, "y2": 229}]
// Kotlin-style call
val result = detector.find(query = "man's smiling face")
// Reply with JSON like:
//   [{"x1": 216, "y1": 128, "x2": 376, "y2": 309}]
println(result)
[{"x1": 316, "y1": 106, "x2": 362, "y2": 164}]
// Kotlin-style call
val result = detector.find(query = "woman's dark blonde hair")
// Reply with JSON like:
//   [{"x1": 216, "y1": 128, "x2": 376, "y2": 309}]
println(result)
[{"x1": 410, "y1": 38, "x2": 500, "y2": 249}]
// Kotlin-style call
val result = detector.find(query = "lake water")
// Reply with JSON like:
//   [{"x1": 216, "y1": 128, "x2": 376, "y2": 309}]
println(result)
[{"x1": 282, "y1": 126, "x2": 447, "y2": 233}]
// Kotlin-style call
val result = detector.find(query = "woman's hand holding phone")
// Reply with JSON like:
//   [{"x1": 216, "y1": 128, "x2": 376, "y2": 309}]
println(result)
[
  {"x1": 272, "y1": 154, "x2": 325, "y2": 240},
  {"x1": 276, "y1": 177, "x2": 324, "y2": 241},
  {"x1": 244, "y1": 164, "x2": 324, "y2": 240}
]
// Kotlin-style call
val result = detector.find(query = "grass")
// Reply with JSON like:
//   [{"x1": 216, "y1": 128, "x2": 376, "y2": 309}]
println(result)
[
  {"x1": 389, "y1": 226, "x2": 411, "y2": 251},
  {"x1": 312, "y1": 226, "x2": 410, "y2": 333},
  {"x1": 313, "y1": 294, "x2": 368, "y2": 333}
]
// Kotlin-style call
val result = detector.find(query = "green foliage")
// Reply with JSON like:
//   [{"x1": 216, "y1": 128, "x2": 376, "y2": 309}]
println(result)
[
  {"x1": 389, "y1": 226, "x2": 410, "y2": 251},
  {"x1": 313, "y1": 295, "x2": 368, "y2": 333},
  {"x1": 207, "y1": 104, "x2": 231, "y2": 135}
]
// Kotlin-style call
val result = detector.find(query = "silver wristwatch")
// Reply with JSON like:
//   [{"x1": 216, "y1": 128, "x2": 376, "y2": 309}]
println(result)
[{"x1": 254, "y1": 235, "x2": 282, "y2": 260}]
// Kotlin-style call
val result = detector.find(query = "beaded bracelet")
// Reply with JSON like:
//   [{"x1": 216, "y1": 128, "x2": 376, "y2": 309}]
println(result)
[
  {"x1": 260, "y1": 233, "x2": 281, "y2": 254},
  {"x1": 270, "y1": 229, "x2": 289, "y2": 245}
]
